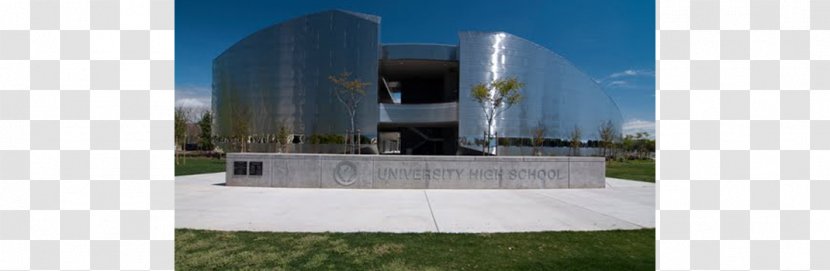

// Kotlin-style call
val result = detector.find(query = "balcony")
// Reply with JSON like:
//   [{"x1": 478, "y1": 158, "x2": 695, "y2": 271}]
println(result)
[{"x1": 378, "y1": 102, "x2": 458, "y2": 125}]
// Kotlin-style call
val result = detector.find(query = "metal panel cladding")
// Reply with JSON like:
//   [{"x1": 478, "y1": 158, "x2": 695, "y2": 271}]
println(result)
[
  {"x1": 212, "y1": 10, "x2": 380, "y2": 140},
  {"x1": 457, "y1": 32, "x2": 623, "y2": 153}
]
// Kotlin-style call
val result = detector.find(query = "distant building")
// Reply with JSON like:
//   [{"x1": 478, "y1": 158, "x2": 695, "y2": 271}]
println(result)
[{"x1": 212, "y1": 10, "x2": 622, "y2": 155}]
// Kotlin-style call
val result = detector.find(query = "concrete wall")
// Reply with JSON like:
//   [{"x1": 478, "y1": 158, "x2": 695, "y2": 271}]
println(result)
[{"x1": 226, "y1": 153, "x2": 605, "y2": 189}]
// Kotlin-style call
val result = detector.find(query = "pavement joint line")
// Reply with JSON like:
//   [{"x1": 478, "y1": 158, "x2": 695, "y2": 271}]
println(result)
[
  {"x1": 177, "y1": 173, "x2": 653, "y2": 232},
  {"x1": 530, "y1": 190, "x2": 648, "y2": 228},
  {"x1": 423, "y1": 191, "x2": 441, "y2": 233}
]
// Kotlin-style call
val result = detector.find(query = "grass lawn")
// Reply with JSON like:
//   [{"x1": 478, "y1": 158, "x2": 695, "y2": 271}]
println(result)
[
  {"x1": 175, "y1": 157, "x2": 226, "y2": 176},
  {"x1": 176, "y1": 229, "x2": 654, "y2": 271},
  {"x1": 605, "y1": 159, "x2": 655, "y2": 183}
]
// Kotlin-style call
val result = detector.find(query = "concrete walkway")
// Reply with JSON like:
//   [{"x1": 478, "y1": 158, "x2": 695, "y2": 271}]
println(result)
[{"x1": 176, "y1": 173, "x2": 654, "y2": 233}]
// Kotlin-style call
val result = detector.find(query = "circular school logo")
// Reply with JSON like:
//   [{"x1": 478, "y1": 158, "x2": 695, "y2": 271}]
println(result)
[{"x1": 333, "y1": 160, "x2": 358, "y2": 186}]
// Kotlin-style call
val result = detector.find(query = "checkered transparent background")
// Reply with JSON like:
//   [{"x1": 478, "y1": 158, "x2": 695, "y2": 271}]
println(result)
[
  {"x1": 2, "y1": 0, "x2": 828, "y2": 270},
  {"x1": 0, "y1": 0, "x2": 174, "y2": 270},
  {"x1": 658, "y1": 0, "x2": 830, "y2": 270}
]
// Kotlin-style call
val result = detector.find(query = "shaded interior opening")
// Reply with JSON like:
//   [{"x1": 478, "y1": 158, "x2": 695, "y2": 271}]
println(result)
[
  {"x1": 378, "y1": 60, "x2": 459, "y2": 104},
  {"x1": 378, "y1": 124, "x2": 458, "y2": 155}
]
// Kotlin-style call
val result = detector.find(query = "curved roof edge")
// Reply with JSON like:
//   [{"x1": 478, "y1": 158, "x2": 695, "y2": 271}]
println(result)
[
  {"x1": 458, "y1": 31, "x2": 623, "y2": 120},
  {"x1": 334, "y1": 9, "x2": 381, "y2": 24},
  {"x1": 214, "y1": 9, "x2": 381, "y2": 61}
]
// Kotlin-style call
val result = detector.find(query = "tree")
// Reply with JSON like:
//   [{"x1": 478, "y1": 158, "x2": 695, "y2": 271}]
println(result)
[
  {"x1": 598, "y1": 120, "x2": 617, "y2": 159},
  {"x1": 328, "y1": 72, "x2": 370, "y2": 154},
  {"x1": 569, "y1": 125, "x2": 581, "y2": 156},
  {"x1": 276, "y1": 125, "x2": 292, "y2": 153},
  {"x1": 197, "y1": 111, "x2": 214, "y2": 151},
  {"x1": 622, "y1": 134, "x2": 635, "y2": 159},
  {"x1": 633, "y1": 132, "x2": 654, "y2": 159},
  {"x1": 613, "y1": 132, "x2": 625, "y2": 160},
  {"x1": 531, "y1": 121, "x2": 546, "y2": 156},
  {"x1": 174, "y1": 105, "x2": 190, "y2": 165},
  {"x1": 470, "y1": 76, "x2": 524, "y2": 155},
  {"x1": 229, "y1": 101, "x2": 251, "y2": 152}
]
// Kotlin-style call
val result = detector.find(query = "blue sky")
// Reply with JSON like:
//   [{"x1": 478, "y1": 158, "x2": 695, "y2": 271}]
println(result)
[{"x1": 176, "y1": 0, "x2": 655, "y2": 135}]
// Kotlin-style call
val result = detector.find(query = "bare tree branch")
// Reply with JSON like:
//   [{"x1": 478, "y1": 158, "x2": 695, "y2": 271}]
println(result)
[{"x1": 469, "y1": 76, "x2": 524, "y2": 155}]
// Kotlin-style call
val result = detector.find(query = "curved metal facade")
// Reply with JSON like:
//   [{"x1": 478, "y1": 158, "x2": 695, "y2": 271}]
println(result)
[
  {"x1": 212, "y1": 11, "x2": 623, "y2": 155},
  {"x1": 457, "y1": 32, "x2": 622, "y2": 153},
  {"x1": 212, "y1": 10, "x2": 380, "y2": 141}
]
